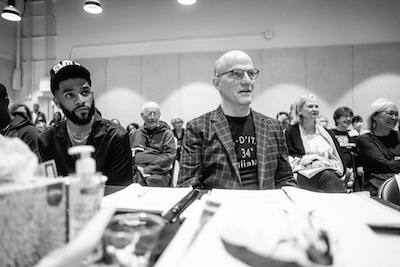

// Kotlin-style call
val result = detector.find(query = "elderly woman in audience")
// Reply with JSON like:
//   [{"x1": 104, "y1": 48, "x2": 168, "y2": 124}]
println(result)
[
  {"x1": 285, "y1": 94, "x2": 347, "y2": 193},
  {"x1": 357, "y1": 98, "x2": 400, "y2": 196},
  {"x1": 171, "y1": 115, "x2": 185, "y2": 162}
]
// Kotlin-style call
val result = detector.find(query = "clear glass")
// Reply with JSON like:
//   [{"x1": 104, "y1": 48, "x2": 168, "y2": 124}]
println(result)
[{"x1": 103, "y1": 213, "x2": 165, "y2": 267}]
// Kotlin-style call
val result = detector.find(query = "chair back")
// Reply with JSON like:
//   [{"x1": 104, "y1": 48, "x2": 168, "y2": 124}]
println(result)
[
  {"x1": 171, "y1": 160, "x2": 180, "y2": 187},
  {"x1": 377, "y1": 176, "x2": 400, "y2": 206}
]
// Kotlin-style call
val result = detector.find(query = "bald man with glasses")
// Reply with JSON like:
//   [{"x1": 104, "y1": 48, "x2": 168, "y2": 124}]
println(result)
[{"x1": 178, "y1": 50, "x2": 298, "y2": 190}]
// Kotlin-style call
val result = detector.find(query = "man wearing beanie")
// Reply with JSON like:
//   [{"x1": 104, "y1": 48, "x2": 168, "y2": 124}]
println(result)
[
  {"x1": 0, "y1": 83, "x2": 40, "y2": 155},
  {"x1": 38, "y1": 60, "x2": 133, "y2": 186}
]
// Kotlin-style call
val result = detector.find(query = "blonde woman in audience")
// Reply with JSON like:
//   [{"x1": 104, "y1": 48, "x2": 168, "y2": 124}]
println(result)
[
  {"x1": 285, "y1": 94, "x2": 347, "y2": 193},
  {"x1": 357, "y1": 98, "x2": 400, "y2": 196},
  {"x1": 171, "y1": 115, "x2": 185, "y2": 161}
]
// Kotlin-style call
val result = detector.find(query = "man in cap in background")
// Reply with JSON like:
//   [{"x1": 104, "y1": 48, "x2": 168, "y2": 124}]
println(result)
[
  {"x1": 38, "y1": 60, "x2": 132, "y2": 186},
  {"x1": 0, "y1": 83, "x2": 39, "y2": 155}
]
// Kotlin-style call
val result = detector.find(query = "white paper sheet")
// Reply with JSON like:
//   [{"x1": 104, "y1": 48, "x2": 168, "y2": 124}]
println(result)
[{"x1": 101, "y1": 183, "x2": 191, "y2": 214}]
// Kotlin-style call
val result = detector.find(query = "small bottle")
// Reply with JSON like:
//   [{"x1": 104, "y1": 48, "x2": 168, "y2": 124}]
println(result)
[{"x1": 67, "y1": 145, "x2": 108, "y2": 241}]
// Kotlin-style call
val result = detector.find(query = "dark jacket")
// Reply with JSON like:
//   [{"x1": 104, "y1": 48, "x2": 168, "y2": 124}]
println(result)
[
  {"x1": 129, "y1": 122, "x2": 176, "y2": 175},
  {"x1": 1, "y1": 113, "x2": 39, "y2": 156},
  {"x1": 38, "y1": 113, "x2": 133, "y2": 186},
  {"x1": 357, "y1": 131, "x2": 400, "y2": 184}
]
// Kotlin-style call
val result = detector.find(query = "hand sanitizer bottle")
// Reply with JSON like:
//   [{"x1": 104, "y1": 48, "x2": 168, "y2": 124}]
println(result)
[{"x1": 66, "y1": 145, "x2": 108, "y2": 241}]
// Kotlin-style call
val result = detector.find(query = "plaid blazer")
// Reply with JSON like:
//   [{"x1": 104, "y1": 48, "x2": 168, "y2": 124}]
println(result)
[{"x1": 178, "y1": 106, "x2": 297, "y2": 189}]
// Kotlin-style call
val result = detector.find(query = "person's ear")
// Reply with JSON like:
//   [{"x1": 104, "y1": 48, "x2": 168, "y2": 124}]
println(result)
[
  {"x1": 213, "y1": 77, "x2": 221, "y2": 91},
  {"x1": 53, "y1": 97, "x2": 61, "y2": 108}
]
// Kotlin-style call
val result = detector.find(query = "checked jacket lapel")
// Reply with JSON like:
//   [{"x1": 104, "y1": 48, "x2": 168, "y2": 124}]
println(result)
[
  {"x1": 253, "y1": 111, "x2": 269, "y2": 189},
  {"x1": 211, "y1": 107, "x2": 242, "y2": 183}
]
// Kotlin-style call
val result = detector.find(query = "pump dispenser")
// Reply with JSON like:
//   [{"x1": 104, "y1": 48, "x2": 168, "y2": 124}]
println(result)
[
  {"x1": 66, "y1": 145, "x2": 107, "y2": 242},
  {"x1": 68, "y1": 145, "x2": 95, "y2": 181}
]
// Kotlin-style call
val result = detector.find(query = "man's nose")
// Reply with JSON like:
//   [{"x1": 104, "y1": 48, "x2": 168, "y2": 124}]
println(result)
[{"x1": 76, "y1": 94, "x2": 85, "y2": 105}]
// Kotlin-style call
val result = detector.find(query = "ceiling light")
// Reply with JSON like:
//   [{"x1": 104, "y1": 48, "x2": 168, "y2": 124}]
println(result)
[
  {"x1": 1, "y1": 0, "x2": 21, "y2": 22},
  {"x1": 177, "y1": 0, "x2": 197, "y2": 5},
  {"x1": 84, "y1": 0, "x2": 103, "y2": 14}
]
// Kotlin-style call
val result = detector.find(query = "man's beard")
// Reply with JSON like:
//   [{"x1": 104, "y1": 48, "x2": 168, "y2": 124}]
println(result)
[{"x1": 60, "y1": 102, "x2": 95, "y2": 126}]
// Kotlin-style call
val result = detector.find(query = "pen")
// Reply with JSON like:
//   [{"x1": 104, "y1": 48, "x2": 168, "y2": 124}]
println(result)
[
  {"x1": 282, "y1": 187, "x2": 296, "y2": 205},
  {"x1": 137, "y1": 188, "x2": 150, "y2": 198},
  {"x1": 162, "y1": 188, "x2": 204, "y2": 223}
]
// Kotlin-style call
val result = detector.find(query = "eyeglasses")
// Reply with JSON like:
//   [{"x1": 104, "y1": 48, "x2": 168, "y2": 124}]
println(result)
[
  {"x1": 340, "y1": 115, "x2": 353, "y2": 119},
  {"x1": 382, "y1": 111, "x2": 399, "y2": 118},
  {"x1": 216, "y1": 68, "x2": 260, "y2": 80},
  {"x1": 143, "y1": 111, "x2": 160, "y2": 117}
]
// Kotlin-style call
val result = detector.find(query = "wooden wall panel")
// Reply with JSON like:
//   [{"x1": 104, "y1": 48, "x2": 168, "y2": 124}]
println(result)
[
  {"x1": 353, "y1": 43, "x2": 400, "y2": 122},
  {"x1": 179, "y1": 52, "x2": 220, "y2": 124},
  {"x1": 260, "y1": 48, "x2": 306, "y2": 119},
  {"x1": 306, "y1": 46, "x2": 353, "y2": 128},
  {"x1": 141, "y1": 54, "x2": 180, "y2": 126},
  {"x1": 105, "y1": 57, "x2": 142, "y2": 127}
]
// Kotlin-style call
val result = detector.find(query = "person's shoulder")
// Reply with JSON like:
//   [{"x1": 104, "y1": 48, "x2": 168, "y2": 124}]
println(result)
[
  {"x1": 285, "y1": 123, "x2": 299, "y2": 135},
  {"x1": 252, "y1": 110, "x2": 281, "y2": 127},
  {"x1": 357, "y1": 132, "x2": 372, "y2": 141},
  {"x1": 187, "y1": 109, "x2": 216, "y2": 125},
  {"x1": 103, "y1": 119, "x2": 128, "y2": 136},
  {"x1": 19, "y1": 124, "x2": 39, "y2": 137},
  {"x1": 39, "y1": 121, "x2": 62, "y2": 139}
]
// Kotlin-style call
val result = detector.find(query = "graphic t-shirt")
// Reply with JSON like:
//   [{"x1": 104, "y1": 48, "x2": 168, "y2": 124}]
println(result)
[
  {"x1": 226, "y1": 114, "x2": 258, "y2": 189},
  {"x1": 329, "y1": 129, "x2": 356, "y2": 168}
]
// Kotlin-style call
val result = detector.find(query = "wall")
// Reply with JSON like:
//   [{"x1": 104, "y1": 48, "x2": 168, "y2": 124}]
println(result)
[{"x1": 75, "y1": 43, "x2": 400, "y2": 129}]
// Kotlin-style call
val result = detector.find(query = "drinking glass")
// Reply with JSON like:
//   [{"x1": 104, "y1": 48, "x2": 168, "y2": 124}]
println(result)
[{"x1": 103, "y1": 213, "x2": 165, "y2": 267}]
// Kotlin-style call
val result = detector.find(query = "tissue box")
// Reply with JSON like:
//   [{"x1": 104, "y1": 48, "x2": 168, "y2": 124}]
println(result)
[{"x1": 0, "y1": 179, "x2": 67, "y2": 267}]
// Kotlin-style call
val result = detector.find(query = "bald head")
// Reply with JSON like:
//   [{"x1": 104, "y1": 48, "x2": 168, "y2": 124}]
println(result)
[
  {"x1": 142, "y1": 101, "x2": 160, "y2": 113},
  {"x1": 141, "y1": 101, "x2": 161, "y2": 130},
  {"x1": 214, "y1": 50, "x2": 253, "y2": 77}
]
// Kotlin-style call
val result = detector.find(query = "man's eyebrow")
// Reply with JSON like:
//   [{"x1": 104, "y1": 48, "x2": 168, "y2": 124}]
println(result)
[{"x1": 61, "y1": 88, "x2": 74, "y2": 92}]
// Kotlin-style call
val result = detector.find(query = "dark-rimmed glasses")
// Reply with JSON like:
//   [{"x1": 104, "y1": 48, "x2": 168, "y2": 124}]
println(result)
[
  {"x1": 381, "y1": 110, "x2": 399, "y2": 118},
  {"x1": 216, "y1": 68, "x2": 259, "y2": 80}
]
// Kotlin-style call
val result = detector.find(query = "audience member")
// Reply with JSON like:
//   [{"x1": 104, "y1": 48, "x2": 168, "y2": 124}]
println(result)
[
  {"x1": 178, "y1": 50, "x2": 297, "y2": 189},
  {"x1": 36, "y1": 121, "x2": 47, "y2": 133},
  {"x1": 171, "y1": 115, "x2": 185, "y2": 162},
  {"x1": 349, "y1": 115, "x2": 365, "y2": 136},
  {"x1": 129, "y1": 101, "x2": 176, "y2": 187},
  {"x1": 328, "y1": 107, "x2": 359, "y2": 189},
  {"x1": 38, "y1": 60, "x2": 133, "y2": 186},
  {"x1": 0, "y1": 84, "x2": 39, "y2": 156},
  {"x1": 276, "y1": 111, "x2": 290, "y2": 130},
  {"x1": 10, "y1": 103, "x2": 33, "y2": 122},
  {"x1": 357, "y1": 98, "x2": 400, "y2": 196},
  {"x1": 49, "y1": 111, "x2": 63, "y2": 126},
  {"x1": 126, "y1": 122, "x2": 139, "y2": 133},
  {"x1": 32, "y1": 103, "x2": 46, "y2": 124},
  {"x1": 285, "y1": 94, "x2": 346, "y2": 193},
  {"x1": 316, "y1": 115, "x2": 329, "y2": 129}
]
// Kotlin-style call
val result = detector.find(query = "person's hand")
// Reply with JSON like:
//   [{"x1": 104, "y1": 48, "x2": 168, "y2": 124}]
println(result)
[{"x1": 300, "y1": 155, "x2": 321, "y2": 167}]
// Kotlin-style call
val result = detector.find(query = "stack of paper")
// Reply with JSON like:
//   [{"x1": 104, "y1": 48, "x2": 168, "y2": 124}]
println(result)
[{"x1": 101, "y1": 183, "x2": 191, "y2": 214}]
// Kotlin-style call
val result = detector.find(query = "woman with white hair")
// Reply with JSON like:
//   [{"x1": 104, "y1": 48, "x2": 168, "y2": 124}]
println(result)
[
  {"x1": 285, "y1": 94, "x2": 347, "y2": 193},
  {"x1": 171, "y1": 115, "x2": 185, "y2": 161},
  {"x1": 357, "y1": 98, "x2": 400, "y2": 196}
]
